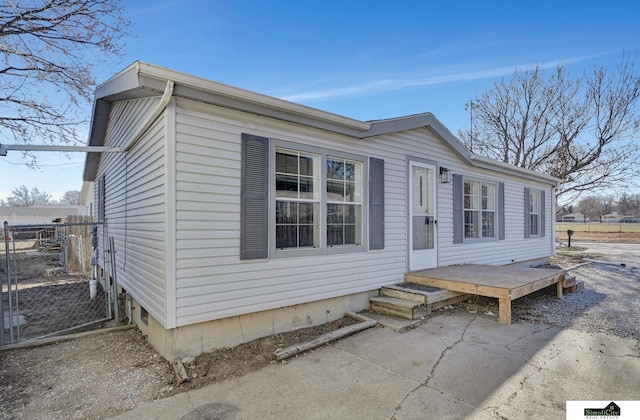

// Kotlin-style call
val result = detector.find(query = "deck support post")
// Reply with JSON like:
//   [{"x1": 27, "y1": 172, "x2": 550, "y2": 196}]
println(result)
[
  {"x1": 556, "y1": 277, "x2": 563, "y2": 299},
  {"x1": 498, "y1": 298, "x2": 511, "y2": 325}
]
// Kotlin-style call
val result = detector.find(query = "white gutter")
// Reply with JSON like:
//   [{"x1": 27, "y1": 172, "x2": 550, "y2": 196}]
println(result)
[
  {"x1": 551, "y1": 184, "x2": 557, "y2": 257},
  {"x1": 1, "y1": 145, "x2": 124, "y2": 155},
  {"x1": 470, "y1": 154, "x2": 562, "y2": 184},
  {"x1": 123, "y1": 78, "x2": 175, "y2": 152}
]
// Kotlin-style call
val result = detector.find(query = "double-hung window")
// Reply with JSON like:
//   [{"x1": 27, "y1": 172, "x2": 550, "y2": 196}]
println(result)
[
  {"x1": 240, "y1": 134, "x2": 382, "y2": 260},
  {"x1": 274, "y1": 145, "x2": 365, "y2": 254},
  {"x1": 275, "y1": 148, "x2": 320, "y2": 249},
  {"x1": 463, "y1": 179, "x2": 496, "y2": 240},
  {"x1": 529, "y1": 190, "x2": 540, "y2": 236},
  {"x1": 524, "y1": 187, "x2": 545, "y2": 239},
  {"x1": 327, "y1": 157, "x2": 362, "y2": 246}
]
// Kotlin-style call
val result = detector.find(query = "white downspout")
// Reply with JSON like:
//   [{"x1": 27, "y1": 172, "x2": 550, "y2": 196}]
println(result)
[
  {"x1": 551, "y1": 184, "x2": 557, "y2": 257},
  {"x1": 123, "y1": 79, "x2": 175, "y2": 152}
]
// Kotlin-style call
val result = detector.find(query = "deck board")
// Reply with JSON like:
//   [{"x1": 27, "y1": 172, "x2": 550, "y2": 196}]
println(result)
[{"x1": 405, "y1": 264, "x2": 565, "y2": 325}]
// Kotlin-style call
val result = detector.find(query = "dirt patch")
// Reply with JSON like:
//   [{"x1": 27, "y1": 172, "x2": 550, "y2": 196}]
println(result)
[
  {"x1": 0, "y1": 318, "x2": 358, "y2": 419},
  {"x1": 552, "y1": 250, "x2": 608, "y2": 267}
]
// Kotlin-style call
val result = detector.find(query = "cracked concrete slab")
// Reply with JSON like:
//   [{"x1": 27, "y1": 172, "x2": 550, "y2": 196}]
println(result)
[
  {"x1": 115, "y1": 311, "x2": 640, "y2": 420},
  {"x1": 116, "y1": 345, "x2": 416, "y2": 419},
  {"x1": 334, "y1": 325, "x2": 448, "y2": 383},
  {"x1": 429, "y1": 340, "x2": 531, "y2": 407},
  {"x1": 393, "y1": 386, "x2": 477, "y2": 419}
]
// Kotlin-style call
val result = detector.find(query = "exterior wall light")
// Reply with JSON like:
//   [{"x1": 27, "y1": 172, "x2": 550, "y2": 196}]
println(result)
[{"x1": 439, "y1": 167, "x2": 451, "y2": 183}]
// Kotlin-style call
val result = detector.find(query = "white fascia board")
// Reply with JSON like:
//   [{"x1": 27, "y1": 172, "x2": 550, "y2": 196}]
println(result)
[
  {"x1": 95, "y1": 62, "x2": 146, "y2": 100},
  {"x1": 470, "y1": 154, "x2": 561, "y2": 185}
]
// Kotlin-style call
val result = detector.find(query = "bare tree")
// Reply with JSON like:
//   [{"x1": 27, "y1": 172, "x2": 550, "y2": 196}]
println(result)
[
  {"x1": 8, "y1": 185, "x2": 51, "y2": 206},
  {"x1": 617, "y1": 193, "x2": 640, "y2": 217},
  {"x1": 576, "y1": 196, "x2": 605, "y2": 221},
  {"x1": 0, "y1": 0, "x2": 129, "y2": 164},
  {"x1": 61, "y1": 190, "x2": 81, "y2": 205},
  {"x1": 460, "y1": 53, "x2": 640, "y2": 205}
]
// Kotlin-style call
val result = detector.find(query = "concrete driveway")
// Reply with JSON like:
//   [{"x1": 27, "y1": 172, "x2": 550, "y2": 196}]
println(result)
[{"x1": 115, "y1": 311, "x2": 640, "y2": 419}]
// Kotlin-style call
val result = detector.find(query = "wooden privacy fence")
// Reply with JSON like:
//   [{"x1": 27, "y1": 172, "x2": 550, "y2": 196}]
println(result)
[{"x1": 556, "y1": 222, "x2": 640, "y2": 233}]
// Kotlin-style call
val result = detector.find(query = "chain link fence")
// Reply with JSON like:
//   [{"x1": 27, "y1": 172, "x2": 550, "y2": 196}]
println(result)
[{"x1": 1, "y1": 217, "x2": 112, "y2": 345}]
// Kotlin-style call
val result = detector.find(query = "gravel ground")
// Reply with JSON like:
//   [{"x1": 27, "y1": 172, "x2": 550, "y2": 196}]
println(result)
[{"x1": 460, "y1": 242, "x2": 640, "y2": 340}]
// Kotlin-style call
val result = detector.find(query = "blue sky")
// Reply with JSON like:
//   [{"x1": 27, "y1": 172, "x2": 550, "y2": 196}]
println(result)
[{"x1": 1, "y1": 0, "x2": 639, "y2": 201}]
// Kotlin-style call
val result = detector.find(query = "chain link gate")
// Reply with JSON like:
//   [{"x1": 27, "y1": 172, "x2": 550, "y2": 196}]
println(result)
[{"x1": 1, "y1": 218, "x2": 114, "y2": 345}]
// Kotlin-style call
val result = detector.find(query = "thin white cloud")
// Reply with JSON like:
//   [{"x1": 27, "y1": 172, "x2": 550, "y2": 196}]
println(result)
[
  {"x1": 279, "y1": 52, "x2": 613, "y2": 103},
  {"x1": 127, "y1": 1, "x2": 177, "y2": 16}
]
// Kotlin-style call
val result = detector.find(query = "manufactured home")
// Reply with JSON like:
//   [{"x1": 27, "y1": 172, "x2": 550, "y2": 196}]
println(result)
[{"x1": 83, "y1": 62, "x2": 559, "y2": 359}]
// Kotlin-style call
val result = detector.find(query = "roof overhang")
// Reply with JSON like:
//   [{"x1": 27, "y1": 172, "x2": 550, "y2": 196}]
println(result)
[{"x1": 83, "y1": 61, "x2": 560, "y2": 186}]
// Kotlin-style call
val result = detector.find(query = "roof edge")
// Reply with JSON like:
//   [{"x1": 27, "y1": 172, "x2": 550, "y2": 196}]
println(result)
[
  {"x1": 362, "y1": 113, "x2": 559, "y2": 185},
  {"x1": 470, "y1": 154, "x2": 561, "y2": 184},
  {"x1": 83, "y1": 62, "x2": 560, "y2": 186},
  {"x1": 135, "y1": 62, "x2": 370, "y2": 131}
]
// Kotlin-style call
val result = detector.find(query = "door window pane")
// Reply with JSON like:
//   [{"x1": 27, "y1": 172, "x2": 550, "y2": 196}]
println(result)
[
  {"x1": 412, "y1": 166, "x2": 435, "y2": 215},
  {"x1": 413, "y1": 216, "x2": 435, "y2": 250}
]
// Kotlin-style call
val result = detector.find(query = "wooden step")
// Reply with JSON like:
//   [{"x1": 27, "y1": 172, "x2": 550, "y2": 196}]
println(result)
[
  {"x1": 564, "y1": 280, "x2": 584, "y2": 293},
  {"x1": 379, "y1": 287, "x2": 426, "y2": 303},
  {"x1": 370, "y1": 296, "x2": 430, "y2": 320},
  {"x1": 562, "y1": 274, "x2": 577, "y2": 288},
  {"x1": 382, "y1": 285, "x2": 469, "y2": 304}
]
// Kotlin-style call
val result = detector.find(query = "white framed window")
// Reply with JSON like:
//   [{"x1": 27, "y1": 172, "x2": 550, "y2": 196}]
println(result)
[
  {"x1": 326, "y1": 157, "x2": 362, "y2": 246},
  {"x1": 271, "y1": 142, "x2": 367, "y2": 257},
  {"x1": 240, "y1": 133, "x2": 383, "y2": 260},
  {"x1": 464, "y1": 179, "x2": 496, "y2": 240},
  {"x1": 275, "y1": 148, "x2": 320, "y2": 249},
  {"x1": 524, "y1": 187, "x2": 545, "y2": 239},
  {"x1": 529, "y1": 190, "x2": 540, "y2": 236}
]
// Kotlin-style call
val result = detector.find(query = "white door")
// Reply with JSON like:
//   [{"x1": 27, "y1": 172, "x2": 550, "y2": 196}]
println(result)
[{"x1": 409, "y1": 162, "x2": 437, "y2": 270}]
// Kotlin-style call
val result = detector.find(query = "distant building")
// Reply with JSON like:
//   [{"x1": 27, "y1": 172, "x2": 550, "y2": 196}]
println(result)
[
  {"x1": 561, "y1": 213, "x2": 585, "y2": 222},
  {"x1": 80, "y1": 181, "x2": 95, "y2": 218},
  {"x1": 0, "y1": 205, "x2": 87, "y2": 226},
  {"x1": 602, "y1": 212, "x2": 638, "y2": 223}
]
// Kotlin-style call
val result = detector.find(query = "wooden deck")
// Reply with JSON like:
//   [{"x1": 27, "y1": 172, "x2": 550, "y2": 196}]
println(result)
[{"x1": 405, "y1": 264, "x2": 565, "y2": 325}]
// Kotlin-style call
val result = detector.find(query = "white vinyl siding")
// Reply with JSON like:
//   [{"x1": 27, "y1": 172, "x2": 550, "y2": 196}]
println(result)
[
  {"x1": 174, "y1": 99, "x2": 400, "y2": 326},
  {"x1": 171, "y1": 98, "x2": 554, "y2": 327},
  {"x1": 90, "y1": 82, "x2": 556, "y2": 333},
  {"x1": 94, "y1": 97, "x2": 168, "y2": 326}
]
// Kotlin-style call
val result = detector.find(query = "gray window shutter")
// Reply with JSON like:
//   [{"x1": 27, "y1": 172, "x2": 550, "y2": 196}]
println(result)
[
  {"x1": 369, "y1": 157, "x2": 385, "y2": 250},
  {"x1": 524, "y1": 187, "x2": 531, "y2": 239},
  {"x1": 240, "y1": 133, "x2": 269, "y2": 260},
  {"x1": 453, "y1": 174, "x2": 463, "y2": 244},
  {"x1": 498, "y1": 182, "x2": 505, "y2": 240},
  {"x1": 540, "y1": 190, "x2": 546, "y2": 237}
]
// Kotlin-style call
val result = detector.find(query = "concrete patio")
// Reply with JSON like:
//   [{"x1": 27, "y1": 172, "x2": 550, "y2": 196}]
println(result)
[{"x1": 115, "y1": 311, "x2": 640, "y2": 419}]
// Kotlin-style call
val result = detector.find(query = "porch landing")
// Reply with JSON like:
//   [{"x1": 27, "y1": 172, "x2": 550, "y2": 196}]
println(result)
[{"x1": 405, "y1": 264, "x2": 565, "y2": 325}]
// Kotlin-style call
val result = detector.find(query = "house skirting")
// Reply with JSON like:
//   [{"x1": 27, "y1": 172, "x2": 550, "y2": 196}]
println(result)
[
  {"x1": 128, "y1": 291, "x2": 376, "y2": 361},
  {"x1": 507, "y1": 256, "x2": 551, "y2": 268}
]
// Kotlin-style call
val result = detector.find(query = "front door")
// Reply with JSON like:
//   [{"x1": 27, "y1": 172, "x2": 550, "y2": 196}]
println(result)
[{"x1": 409, "y1": 162, "x2": 437, "y2": 270}]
